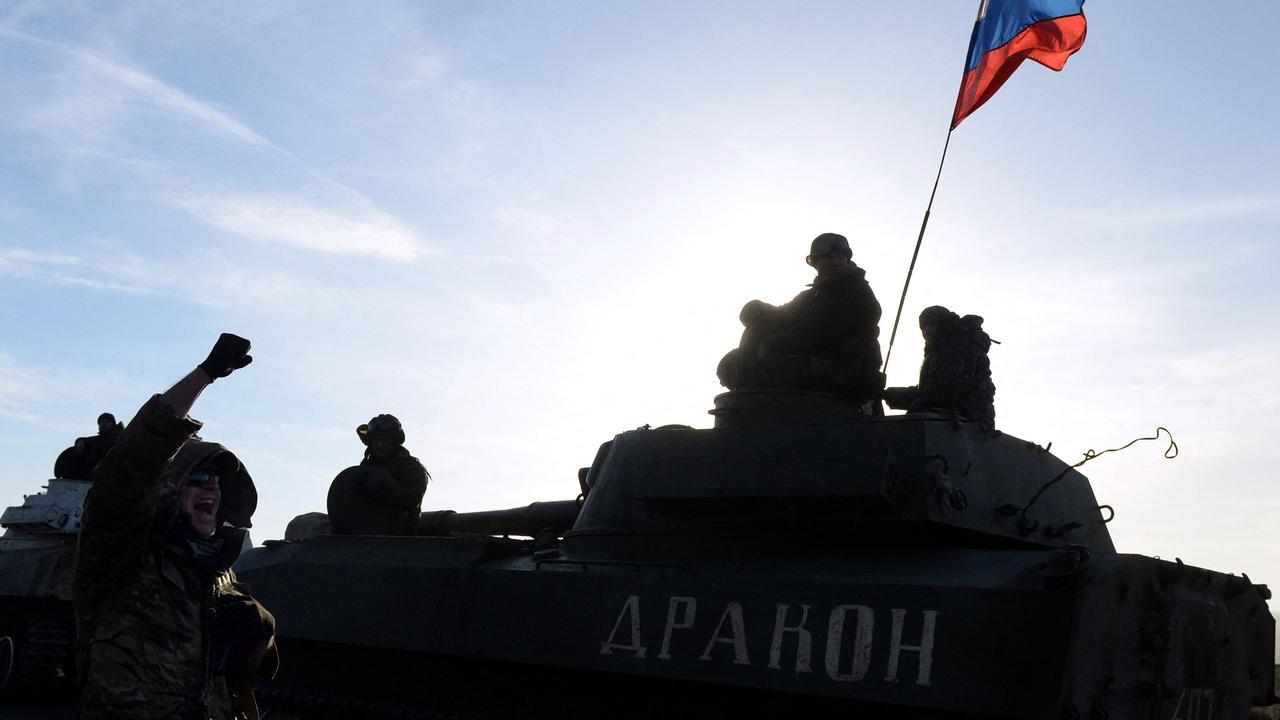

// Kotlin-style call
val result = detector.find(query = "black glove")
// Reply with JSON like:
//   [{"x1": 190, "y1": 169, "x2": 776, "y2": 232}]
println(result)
[
  {"x1": 199, "y1": 333, "x2": 253, "y2": 382},
  {"x1": 211, "y1": 594, "x2": 276, "y2": 681},
  {"x1": 212, "y1": 594, "x2": 275, "y2": 644},
  {"x1": 881, "y1": 386, "x2": 917, "y2": 410}
]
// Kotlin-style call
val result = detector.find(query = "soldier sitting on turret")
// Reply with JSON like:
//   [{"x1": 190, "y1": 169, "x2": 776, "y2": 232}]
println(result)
[
  {"x1": 327, "y1": 414, "x2": 430, "y2": 535},
  {"x1": 52, "y1": 412, "x2": 125, "y2": 481},
  {"x1": 87, "y1": 413, "x2": 124, "y2": 465},
  {"x1": 717, "y1": 233, "x2": 885, "y2": 407},
  {"x1": 882, "y1": 305, "x2": 996, "y2": 430}
]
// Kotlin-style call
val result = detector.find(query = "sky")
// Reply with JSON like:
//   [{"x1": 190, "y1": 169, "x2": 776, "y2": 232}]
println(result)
[{"x1": 0, "y1": 1, "x2": 1277, "y2": 636}]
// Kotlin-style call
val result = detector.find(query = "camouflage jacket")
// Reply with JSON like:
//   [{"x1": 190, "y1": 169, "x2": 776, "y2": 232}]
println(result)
[
  {"x1": 74, "y1": 394, "x2": 273, "y2": 720},
  {"x1": 883, "y1": 308, "x2": 996, "y2": 429},
  {"x1": 915, "y1": 315, "x2": 996, "y2": 428},
  {"x1": 754, "y1": 265, "x2": 884, "y2": 397},
  {"x1": 757, "y1": 264, "x2": 882, "y2": 360}
]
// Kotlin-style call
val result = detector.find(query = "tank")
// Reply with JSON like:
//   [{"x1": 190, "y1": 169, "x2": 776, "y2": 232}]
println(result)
[
  {"x1": 0, "y1": 478, "x2": 87, "y2": 699},
  {"x1": 236, "y1": 389, "x2": 1277, "y2": 719}
]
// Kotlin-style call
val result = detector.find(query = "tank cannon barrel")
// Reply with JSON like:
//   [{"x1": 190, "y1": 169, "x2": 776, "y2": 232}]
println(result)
[{"x1": 418, "y1": 500, "x2": 579, "y2": 537}]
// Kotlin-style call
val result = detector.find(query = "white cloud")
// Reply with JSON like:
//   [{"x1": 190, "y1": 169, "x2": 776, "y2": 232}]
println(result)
[
  {"x1": 1, "y1": 24, "x2": 433, "y2": 265},
  {"x1": 0, "y1": 24, "x2": 274, "y2": 150},
  {"x1": 166, "y1": 192, "x2": 429, "y2": 262},
  {"x1": 0, "y1": 241, "x2": 386, "y2": 316},
  {"x1": 0, "y1": 247, "x2": 155, "y2": 294},
  {"x1": 0, "y1": 353, "x2": 142, "y2": 426},
  {"x1": 86, "y1": 52, "x2": 272, "y2": 148},
  {"x1": 1081, "y1": 195, "x2": 1280, "y2": 226},
  {"x1": 0, "y1": 355, "x2": 45, "y2": 422},
  {"x1": 0, "y1": 248, "x2": 78, "y2": 265}
]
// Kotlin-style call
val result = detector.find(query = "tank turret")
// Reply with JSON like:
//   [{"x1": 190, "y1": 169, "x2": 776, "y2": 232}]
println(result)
[{"x1": 567, "y1": 390, "x2": 1113, "y2": 557}]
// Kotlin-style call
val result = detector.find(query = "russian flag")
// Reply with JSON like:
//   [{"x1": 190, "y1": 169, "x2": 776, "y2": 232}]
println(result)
[{"x1": 951, "y1": 0, "x2": 1087, "y2": 128}]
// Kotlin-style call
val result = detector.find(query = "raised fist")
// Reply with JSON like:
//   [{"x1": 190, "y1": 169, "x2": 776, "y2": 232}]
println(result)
[{"x1": 198, "y1": 333, "x2": 253, "y2": 382}]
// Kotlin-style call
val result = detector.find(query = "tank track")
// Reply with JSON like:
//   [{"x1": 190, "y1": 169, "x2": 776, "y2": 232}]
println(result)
[
  {"x1": 0, "y1": 617, "x2": 75, "y2": 700},
  {"x1": 258, "y1": 684, "x2": 501, "y2": 720}
]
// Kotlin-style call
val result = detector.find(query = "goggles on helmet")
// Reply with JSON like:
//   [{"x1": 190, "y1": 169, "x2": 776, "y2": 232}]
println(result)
[{"x1": 805, "y1": 233, "x2": 851, "y2": 266}]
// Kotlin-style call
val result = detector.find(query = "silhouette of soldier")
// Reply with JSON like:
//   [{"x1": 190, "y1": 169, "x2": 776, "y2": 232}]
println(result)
[
  {"x1": 327, "y1": 414, "x2": 430, "y2": 535},
  {"x1": 717, "y1": 233, "x2": 884, "y2": 406},
  {"x1": 88, "y1": 413, "x2": 124, "y2": 464},
  {"x1": 53, "y1": 412, "x2": 125, "y2": 481},
  {"x1": 883, "y1": 305, "x2": 996, "y2": 430}
]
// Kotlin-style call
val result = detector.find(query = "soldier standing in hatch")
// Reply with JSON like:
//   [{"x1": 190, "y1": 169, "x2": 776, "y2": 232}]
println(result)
[
  {"x1": 74, "y1": 333, "x2": 277, "y2": 719},
  {"x1": 717, "y1": 232, "x2": 885, "y2": 406},
  {"x1": 883, "y1": 305, "x2": 996, "y2": 430},
  {"x1": 327, "y1": 414, "x2": 430, "y2": 535}
]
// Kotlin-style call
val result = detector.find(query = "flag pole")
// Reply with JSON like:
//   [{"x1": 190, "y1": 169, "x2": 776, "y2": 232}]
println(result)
[
  {"x1": 882, "y1": 125, "x2": 955, "y2": 374},
  {"x1": 883, "y1": 0, "x2": 988, "y2": 375},
  {"x1": 881, "y1": 0, "x2": 1086, "y2": 374}
]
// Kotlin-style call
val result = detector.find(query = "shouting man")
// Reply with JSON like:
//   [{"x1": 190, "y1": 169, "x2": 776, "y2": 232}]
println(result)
[{"x1": 74, "y1": 333, "x2": 277, "y2": 719}]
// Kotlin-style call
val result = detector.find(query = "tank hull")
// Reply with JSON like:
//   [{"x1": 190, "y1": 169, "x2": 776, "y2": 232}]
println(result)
[
  {"x1": 239, "y1": 404, "x2": 1274, "y2": 717},
  {"x1": 237, "y1": 535, "x2": 1274, "y2": 718}
]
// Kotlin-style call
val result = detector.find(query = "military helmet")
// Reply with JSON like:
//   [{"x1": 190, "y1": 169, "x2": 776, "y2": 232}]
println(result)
[
  {"x1": 358, "y1": 413, "x2": 405, "y2": 446},
  {"x1": 919, "y1": 305, "x2": 959, "y2": 328},
  {"x1": 805, "y1": 233, "x2": 852, "y2": 266}
]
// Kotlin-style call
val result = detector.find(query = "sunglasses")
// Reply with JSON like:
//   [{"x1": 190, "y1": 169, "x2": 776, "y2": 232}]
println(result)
[{"x1": 186, "y1": 469, "x2": 220, "y2": 487}]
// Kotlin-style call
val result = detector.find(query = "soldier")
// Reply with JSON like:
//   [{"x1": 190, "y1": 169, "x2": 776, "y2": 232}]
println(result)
[
  {"x1": 74, "y1": 333, "x2": 277, "y2": 719},
  {"x1": 86, "y1": 412, "x2": 124, "y2": 466},
  {"x1": 717, "y1": 232, "x2": 885, "y2": 406},
  {"x1": 882, "y1": 305, "x2": 996, "y2": 430},
  {"x1": 52, "y1": 413, "x2": 124, "y2": 481},
  {"x1": 327, "y1": 414, "x2": 430, "y2": 535}
]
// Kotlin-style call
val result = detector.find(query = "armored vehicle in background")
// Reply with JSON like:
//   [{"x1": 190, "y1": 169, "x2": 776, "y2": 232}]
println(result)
[
  {"x1": 0, "y1": 478, "x2": 86, "y2": 699},
  {"x1": 238, "y1": 390, "x2": 1276, "y2": 719}
]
